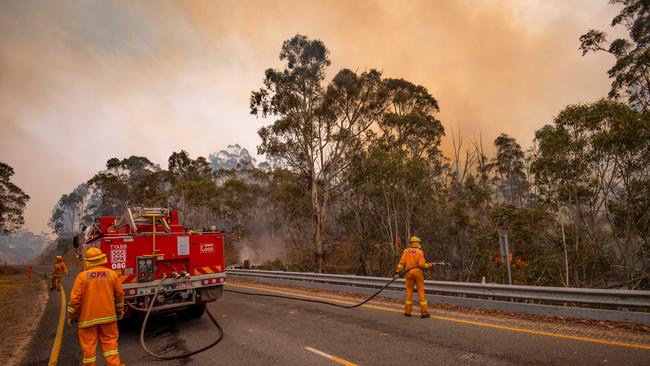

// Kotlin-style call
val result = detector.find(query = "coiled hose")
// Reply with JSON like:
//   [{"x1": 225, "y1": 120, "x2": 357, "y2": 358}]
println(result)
[{"x1": 136, "y1": 265, "x2": 425, "y2": 360}]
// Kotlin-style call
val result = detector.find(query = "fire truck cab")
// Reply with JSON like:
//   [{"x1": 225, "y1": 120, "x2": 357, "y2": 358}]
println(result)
[{"x1": 75, "y1": 207, "x2": 225, "y2": 318}]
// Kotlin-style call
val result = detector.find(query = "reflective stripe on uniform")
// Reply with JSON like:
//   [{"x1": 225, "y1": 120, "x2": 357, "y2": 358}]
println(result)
[
  {"x1": 67, "y1": 306, "x2": 76, "y2": 313},
  {"x1": 78, "y1": 315, "x2": 117, "y2": 328},
  {"x1": 420, "y1": 301, "x2": 428, "y2": 305},
  {"x1": 82, "y1": 356, "x2": 96, "y2": 363},
  {"x1": 405, "y1": 300, "x2": 412, "y2": 304},
  {"x1": 103, "y1": 349, "x2": 119, "y2": 357}
]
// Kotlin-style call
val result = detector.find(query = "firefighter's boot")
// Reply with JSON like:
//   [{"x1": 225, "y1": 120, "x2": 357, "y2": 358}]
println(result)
[
  {"x1": 420, "y1": 301, "x2": 430, "y2": 319},
  {"x1": 404, "y1": 301, "x2": 413, "y2": 317}
]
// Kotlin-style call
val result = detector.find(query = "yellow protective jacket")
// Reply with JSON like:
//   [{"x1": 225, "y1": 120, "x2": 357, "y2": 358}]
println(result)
[
  {"x1": 52, "y1": 262, "x2": 67, "y2": 277},
  {"x1": 67, "y1": 266, "x2": 124, "y2": 328},
  {"x1": 396, "y1": 248, "x2": 432, "y2": 274}
]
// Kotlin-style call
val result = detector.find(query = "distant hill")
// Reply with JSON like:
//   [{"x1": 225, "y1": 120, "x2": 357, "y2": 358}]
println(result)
[
  {"x1": 0, "y1": 230, "x2": 51, "y2": 264},
  {"x1": 209, "y1": 144, "x2": 271, "y2": 171},
  {"x1": 209, "y1": 144, "x2": 254, "y2": 170}
]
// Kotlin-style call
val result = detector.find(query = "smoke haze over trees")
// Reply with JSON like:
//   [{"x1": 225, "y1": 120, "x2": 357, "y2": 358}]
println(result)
[
  {"x1": 0, "y1": 230, "x2": 49, "y2": 264},
  {"x1": 46, "y1": 3, "x2": 649, "y2": 289}
]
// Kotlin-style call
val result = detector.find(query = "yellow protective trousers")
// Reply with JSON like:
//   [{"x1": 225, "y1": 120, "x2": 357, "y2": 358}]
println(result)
[
  {"x1": 404, "y1": 270, "x2": 429, "y2": 315},
  {"x1": 77, "y1": 322, "x2": 123, "y2": 366}
]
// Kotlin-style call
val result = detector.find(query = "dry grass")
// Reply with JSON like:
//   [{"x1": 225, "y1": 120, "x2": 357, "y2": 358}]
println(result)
[{"x1": 0, "y1": 271, "x2": 48, "y2": 366}]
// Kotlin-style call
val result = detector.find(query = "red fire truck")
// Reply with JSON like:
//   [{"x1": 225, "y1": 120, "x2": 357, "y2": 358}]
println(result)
[{"x1": 74, "y1": 207, "x2": 225, "y2": 318}]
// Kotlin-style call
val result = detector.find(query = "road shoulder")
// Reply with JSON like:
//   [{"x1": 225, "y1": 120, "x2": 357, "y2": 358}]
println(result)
[{"x1": 0, "y1": 268, "x2": 48, "y2": 366}]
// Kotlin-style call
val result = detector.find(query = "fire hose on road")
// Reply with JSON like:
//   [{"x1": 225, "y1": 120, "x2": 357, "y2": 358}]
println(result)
[
  {"x1": 135, "y1": 264, "x2": 444, "y2": 360},
  {"x1": 224, "y1": 264, "x2": 441, "y2": 308},
  {"x1": 136, "y1": 273, "x2": 224, "y2": 361}
]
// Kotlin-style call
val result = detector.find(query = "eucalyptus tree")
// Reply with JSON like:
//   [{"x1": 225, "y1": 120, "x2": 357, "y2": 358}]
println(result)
[
  {"x1": 49, "y1": 184, "x2": 88, "y2": 236},
  {"x1": 251, "y1": 35, "x2": 386, "y2": 272},
  {"x1": 580, "y1": 0, "x2": 650, "y2": 110},
  {"x1": 490, "y1": 134, "x2": 529, "y2": 206},
  {"x1": 86, "y1": 156, "x2": 161, "y2": 216},
  {"x1": 0, "y1": 162, "x2": 29, "y2": 234},
  {"x1": 167, "y1": 150, "x2": 218, "y2": 228},
  {"x1": 532, "y1": 100, "x2": 649, "y2": 285},
  {"x1": 370, "y1": 78, "x2": 444, "y2": 249}
]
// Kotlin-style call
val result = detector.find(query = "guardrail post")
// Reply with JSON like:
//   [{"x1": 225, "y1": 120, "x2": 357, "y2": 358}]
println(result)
[{"x1": 498, "y1": 230, "x2": 513, "y2": 285}]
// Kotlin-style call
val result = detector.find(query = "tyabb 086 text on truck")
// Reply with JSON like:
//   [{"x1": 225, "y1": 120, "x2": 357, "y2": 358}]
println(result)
[{"x1": 73, "y1": 207, "x2": 225, "y2": 319}]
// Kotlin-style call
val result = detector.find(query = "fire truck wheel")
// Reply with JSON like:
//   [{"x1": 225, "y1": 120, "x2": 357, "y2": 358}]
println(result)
[{"x1": 177, "y1": 304, "x2": 206, "y2": 319}]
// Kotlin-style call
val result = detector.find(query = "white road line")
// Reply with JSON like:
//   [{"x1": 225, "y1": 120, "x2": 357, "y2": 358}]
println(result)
[{"x1": 305, "y1": 346, "x2": 359, "y2": 366}]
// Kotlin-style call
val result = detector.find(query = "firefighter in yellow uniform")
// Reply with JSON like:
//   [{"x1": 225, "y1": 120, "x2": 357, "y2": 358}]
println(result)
[
  {"x1": 67, "y1": 248, "x2": 124, "y2": 366},
  {"x1": 50, "y1": 255, "x2": 68, "y2": 290},
  {"x1": 395, "y1": 236, "x2": 432, "y2": 318}
]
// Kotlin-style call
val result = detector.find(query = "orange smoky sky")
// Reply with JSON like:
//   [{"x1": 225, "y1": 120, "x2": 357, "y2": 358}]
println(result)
[{"x1": 0, "y1": 0, "x2": 619, "y2": 233}]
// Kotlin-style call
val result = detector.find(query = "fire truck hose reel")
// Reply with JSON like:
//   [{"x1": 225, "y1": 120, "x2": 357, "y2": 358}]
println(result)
[
  {"x1": 138, "y1": 274, "x2": 224, "y2": 360},
  {"x1": 224, "y1": 265, "x2": 427, "y2": 309}
]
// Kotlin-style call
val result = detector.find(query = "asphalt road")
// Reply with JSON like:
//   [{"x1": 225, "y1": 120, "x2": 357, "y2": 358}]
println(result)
[{"x1": 19, "y1": 268, "x2": 650, "y2": 366}]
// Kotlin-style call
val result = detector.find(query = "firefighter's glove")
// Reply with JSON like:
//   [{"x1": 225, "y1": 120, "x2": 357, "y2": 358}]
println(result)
[
  {"x1": 66, "y1": 318, "x2": 76, "y2": 327},
  {"x1": 395, "y1": 264, "x2": 405, "y2": 274},
  {"x1": 425, "y1": 263, "x2": 433, "y2": 269},
  {"x1": 117, "y1": 312, "x2": 124, "y2": 321}
]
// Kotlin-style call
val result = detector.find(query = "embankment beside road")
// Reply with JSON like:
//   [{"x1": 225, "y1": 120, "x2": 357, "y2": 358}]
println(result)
[
  {"x1": 0, "y1": 268, "x2": 48, "y2": 366},
  {"x1": 35, "y1": 240, "x2": 79, "y2": 268}
]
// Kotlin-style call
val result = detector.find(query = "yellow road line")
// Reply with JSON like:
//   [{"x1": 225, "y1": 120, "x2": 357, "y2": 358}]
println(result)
[
  {"x1": 305, "y1": 346, "x2": 359, "y2": 366},
  {"x1": 227, "y1": 283, "x2": 650, "y2": 351},
  {"x1": 48, "y1": 285, "x2": 66, "y2": 366}
]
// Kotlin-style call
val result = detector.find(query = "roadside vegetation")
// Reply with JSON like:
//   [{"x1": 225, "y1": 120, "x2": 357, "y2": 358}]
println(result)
[{"x1": 0, "y1": 162, "x2": 46, "y2": 264}]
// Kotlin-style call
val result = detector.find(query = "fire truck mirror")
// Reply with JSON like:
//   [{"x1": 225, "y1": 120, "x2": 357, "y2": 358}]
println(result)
[{"x1": 73, "y1": 235, "x2": 80, "y2": 248}]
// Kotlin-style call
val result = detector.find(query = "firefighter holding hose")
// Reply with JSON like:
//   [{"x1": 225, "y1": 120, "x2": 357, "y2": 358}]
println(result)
[
  {"x1": 395, "y1": 236, "x2": 433, "y2": 318},
  {"x1": 67, "y1": 247, "x2": 124, "y2": 366},
  {"x1": 50, "y1": 255, "x2": 68, "y2": 290}
]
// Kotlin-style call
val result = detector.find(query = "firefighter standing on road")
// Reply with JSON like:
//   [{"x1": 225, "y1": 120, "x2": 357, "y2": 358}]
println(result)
[
  {"x1": 50, "y1": 255, "x2": 68, "y2": 290},
  {"x1": 395, "y1": 236, "x2": 433, "y2": 318},
  {"x1": 67, "y1": 247, "x2": 125, "y2": 366}
]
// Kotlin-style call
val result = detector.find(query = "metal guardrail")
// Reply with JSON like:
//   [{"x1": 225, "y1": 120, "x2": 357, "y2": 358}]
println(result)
[{"x1": 226, "y1": 269, "x2": 650, "y2": 324}]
